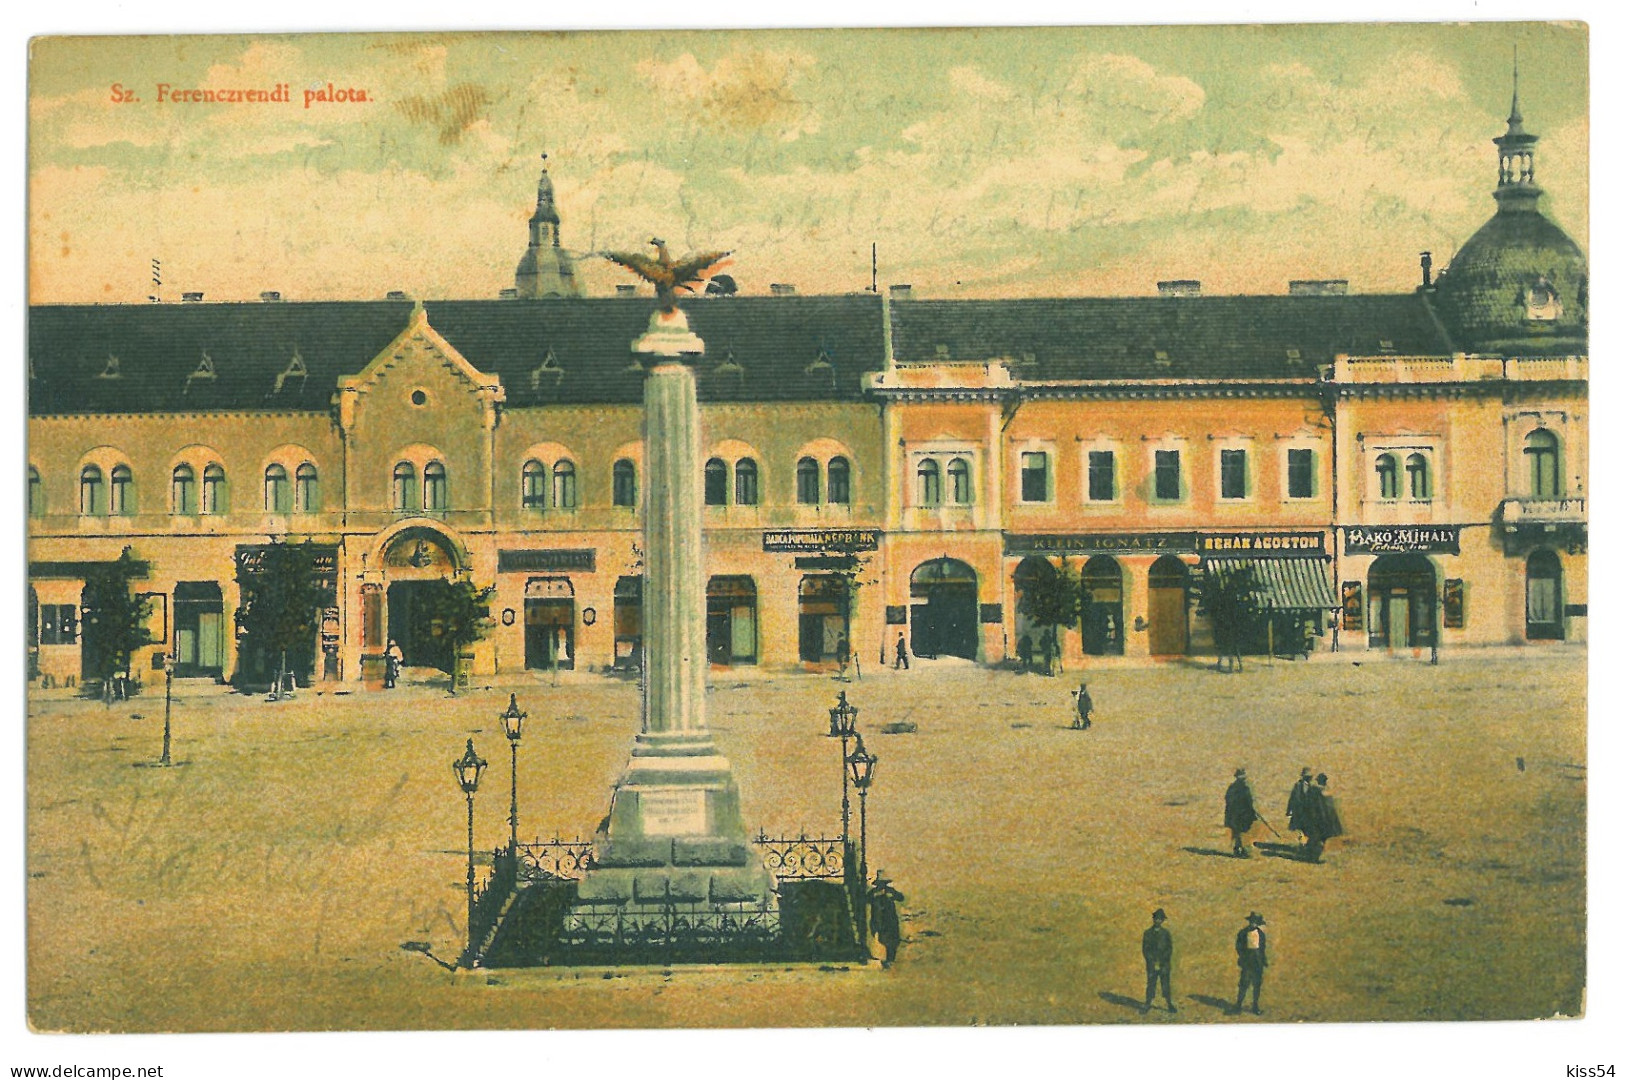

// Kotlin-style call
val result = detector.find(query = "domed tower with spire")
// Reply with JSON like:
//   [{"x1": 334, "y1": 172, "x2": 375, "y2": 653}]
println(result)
[
  {"x1": 1433, "y1": 58, "x2": 1587, "y2": 355},
  {"x1": 514, "y1": 153, "x2": 583, "y2": 298}
]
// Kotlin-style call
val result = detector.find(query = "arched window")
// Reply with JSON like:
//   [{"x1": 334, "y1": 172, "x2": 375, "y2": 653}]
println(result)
[
  {"x1": 734, "y1": 458, "x2": 759, "y2": 506},
  {"x1": 553, "y1": 460, "x2": 577, "y2": 509},
  {"x1": 827, "y1": 456, "x2": 851, "y2": 505},
  {"x1": 1406, "y1": 453, "x2": 1431, "y2": 500},
  {"x1": 948, "y1": 458, "x2": 973, "y2": 504},
  {"x1": 109, "y1": 464, "x2": 133, "y2": 516},
  {"x1": 796, "y1": 457, "x2": 821, "y2": 505},
  {"x1": 202, "y1": 464, "x2": 227, "y2": 515},
  {"x1": 264, "y1": 463, "x2": 291, "y2": 514},
  {"x1": 28, "y1": 466, "x2": 42, "y2": 519},
  {"x1": 392, "y1": 462, "x2": 417, "y2": 512},
  {"x1": 295, "y1": 463, "x2": 319, "y2": 513},
  {"x1": 522, "y1": 459, "x2": 546, "y2": 509},
  {"x1": 917, "y1": 459, "x2": 941, "y2": 506},
  {"x1": 423, "y1": 461, "x2": 448, "y2": 511},
  {"x1": 704, "y1": 458, "x2": 729, "y2": 506},
  {"x1": 170, "y1": 464, "x2": 196, "y2": 515},
  {"x1": 1375, "y1": 454, "x2": 1399, "y2": 500},
  {"x1": 613, "y1": 459, "x2": 637, "y2": 508},
  {"x1": 80, "y1": 465, "x2": 105, "y2": 517},
  {"x1": 1525, "y1": 429, "x2": 1560, "y2": 499}
]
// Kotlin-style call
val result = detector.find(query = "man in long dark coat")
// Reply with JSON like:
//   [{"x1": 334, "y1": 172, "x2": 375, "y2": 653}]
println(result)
[
  {"x1": 1304, "y1": 772, "x2": 1345, "y2": 863},
  {"x1": 868, "y1": 871, "x2": 905, "y2": 968},
  {"x1": 1233, "y1": 912, "x2": 1268, "y2": 1015},
  {"x1": 1141, "y1": 908, "x2": 1175, "y2": 1013},
  {"x1": 1285, "y1": 767, "x2": 1315, "y2": 846},
  {"x1": 1224, "y1": 769, "x2": 1258, "y2": 857}
]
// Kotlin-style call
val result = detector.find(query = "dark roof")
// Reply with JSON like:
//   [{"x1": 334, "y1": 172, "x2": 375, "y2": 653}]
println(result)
[
  {"x1": 27, "y1": 295, "x2": 888, "y2": 416},
  {"x1": 1433, "y1": 205, "x2": 1588, "y2": 355},
  {"x1": 889, "y1": 295, "x2": 1456, "y2": 379}
]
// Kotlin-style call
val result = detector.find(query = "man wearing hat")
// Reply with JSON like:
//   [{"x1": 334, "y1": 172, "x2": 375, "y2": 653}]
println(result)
[
  {"x1": 1224, "y1": 768, "x2": 1258, "y2": 857},
  {"x1": 1233, "y1": 912, "x2": 1269, "y2": 1015},
  {"x1": 1141, "y1": 908, "x2": 1175, "y2": 1013},
  {"x1": 1286, "y1": 768, "x2": 1315, "y2": 847},
  {"x1": 868, "y1": 871, "x2": 906, "y2": 968},
  {"x1": 1073, "y1": 680, "x2": 1093, "y2": 730}
]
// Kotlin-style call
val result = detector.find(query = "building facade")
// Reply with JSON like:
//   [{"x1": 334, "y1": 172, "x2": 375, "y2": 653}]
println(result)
[{"x1": 26, "y1": 93, "x2": 1586, "y2": 688}]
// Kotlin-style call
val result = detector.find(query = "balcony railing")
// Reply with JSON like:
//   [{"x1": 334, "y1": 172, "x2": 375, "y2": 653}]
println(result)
[{"x1": 1500, "y1": 497, "x2": 1586, "y2": 529}]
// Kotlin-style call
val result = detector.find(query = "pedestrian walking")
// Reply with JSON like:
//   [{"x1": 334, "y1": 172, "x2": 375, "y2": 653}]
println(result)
[
  {"x1": 1141, "y1": 908, "x2": 1176, "y2": 1013},
  {"x1": 384, "y1": 639, "x2": 404, "y2": 689},
  {"x1": 835, "y1": 634, "x2": 851, "y2": 680},
  {"x1": 1072, "y1": 680, "x2": 1093, "y2": 730},
  {"x1": 868, "y1": 871, "x2": 906, "y2": 968},
  {"x1": 1303, "y1": 772, "x2": 1345, "y2": 863},
  {"x1": 1286, "y1": 767, "x2": 1314, "y2": 847},
  {"x1": 1233, "y1": 912, "x2": 1268, "y2": 1015},
  {"x1": 1224, "y1": 768, "x2": 1258, "y2": 857},
  {"x1": 1016, "y1": 632, "x2": 1034, "y2": 674},
  {"x1": 893, "y1": 634, "x2": 909, "y2": 670},
  {"x1": 1041, "y1": 627, "x2": 1058, "y2": 676}
]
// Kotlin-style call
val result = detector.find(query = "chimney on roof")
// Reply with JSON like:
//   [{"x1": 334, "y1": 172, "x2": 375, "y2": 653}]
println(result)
[
  {"x1": 1157, "y1": 280, "x2": 1201, "y2": 297},
  {"x1": 259, "y1": 291, "x2": 283, "y2": 303},
  {"x1": 181, "y1": 292, "x2": 204, "y2": 303},
  {"x1": 1288, "y1": 280, "x2": 1349, "y2": 296},
  {"x1": 1420, "y1": 252, "x2": 1434, "y2": 289},
  {"x1": 386, "y1": 290, "x2": 410, "y2": 301},
  {"x1": 770, "y1": 283, "x2": 797, "y2": 297},
  {"x1": 615, "y1": 284, "x2": 638, "y2": 298},
  {"x1": 888, "y1": 284, "x2": 913, "y2": 301},
  {"x1": 499, "y1": 288, "x2": 519, "y2": 299}
]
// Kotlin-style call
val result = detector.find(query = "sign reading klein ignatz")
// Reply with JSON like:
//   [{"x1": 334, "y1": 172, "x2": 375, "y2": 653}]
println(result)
[
  {"x1": 762, "y1": 529, "x2": 881, "y2": 553},
  {"x1": 1343, "y1": 526, "x2": 1462, "y2": 555},
  {"x1": 1005, "y1": 532, "x2": 1197, "y2": 556}
]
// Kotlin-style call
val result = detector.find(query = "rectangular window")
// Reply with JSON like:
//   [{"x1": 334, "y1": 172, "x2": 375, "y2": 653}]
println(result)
[
  {"x1": 1087, "y1": 451, "x2": 1115, "y2": 502},
  {"x1": 1154, "y1": 450, "x2": 1181, "y2": 501},
  {"x1": 1220, "y1": 449, "x2": 1247, "y2": 500},
  {"x1": 1287, "y1": 449, "x2": 1314, "y2": 499},
  {"x1": 40, "y1": 603, "x2": 78, "y2": 645},
  {"x1": 1020, "y1": 452, "x2": 1049, "y2": 503}
]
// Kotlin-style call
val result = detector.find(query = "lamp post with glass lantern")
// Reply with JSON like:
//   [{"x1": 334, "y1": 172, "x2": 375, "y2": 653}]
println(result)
[
  {"x1": 453, "y1": 738, "x2": 487, "y2": 966},
  {"x1": 499, "y1": 694, "x2": 526, "y2": 857},
  {"x1": 828, "y1": 691, "x2": 858, "y2": 844},
  {"x1": 846, "y1": 733, "x2": 877, "y2": 949},
  {"x1": 160, "y1": 650, "x2": 174, "y2": 766}
]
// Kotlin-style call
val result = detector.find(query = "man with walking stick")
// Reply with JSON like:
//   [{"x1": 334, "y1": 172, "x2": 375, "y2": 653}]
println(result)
[{"x1": 1223, "y1": 769, "x2": 1257, "y2": 857}]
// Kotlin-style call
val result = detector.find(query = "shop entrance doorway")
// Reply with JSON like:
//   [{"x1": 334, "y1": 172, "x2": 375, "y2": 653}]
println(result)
[
  {"x1": 614, "y1": 576, "x2": 643, "y2": 670},
  {"x1": 1368, "y1": 554, "x2": 1438, "y2": 649},
  {"x1": 1081, "y1": 555, "x2": 1126, "y2": 656},
  {"x1": 799, "y1": 575, "x2": 849, "y2": 664},
  {"x1": 525, "y1": 578, "x2": 576, "y2": 670},
  {"x1": 1526, "y1": 548, "x2": 1563, "y2": 640},
  {"x1": 1148, "y1": 555, "x2": 1190, "y2": 656},
  {"x1": 173, "y1": 581, "x2": 225, "y2": 678},
  {"x1": 707, "y1": 576, "x2": 758, "y2": 666},
  {"x1": 910, "y1": 558, "x2": 979, "y2": 660},
  {"x1": 387, "y1": 581, "x2": 455, "y2": 673}
]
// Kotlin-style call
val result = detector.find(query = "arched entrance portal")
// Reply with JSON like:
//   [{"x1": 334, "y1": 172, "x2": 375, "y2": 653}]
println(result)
[
  {"x1": 911, "y1": 558, "x2": 979, "y2": 660},
  {"x1": 525, "y1": 578, "x2": 575, "y2": 670},
  {"x1": 1368, "y1": 553, "x2": 1437, "y2": 649},
  {"x1": 1081, "y1": 555, "x2": 1125, "y2": 656},
  {"x1": 381, "y1": 526, "x2": 463, "y2": 673},
  {"x1": 1526, "y1": 548, "x2": 1564, "y2": 640},
  {"x1": 707, "y1": 576, "x2": 758, "y2": 666},
  {"x1": 1148, "y1": 555, "x2": 1190, "y2": 656}
]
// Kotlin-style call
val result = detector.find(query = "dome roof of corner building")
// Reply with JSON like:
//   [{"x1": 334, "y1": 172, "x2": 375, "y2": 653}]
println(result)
[{"x1": 1433, "y1": 205, "x2": 1588, "y2": 356}]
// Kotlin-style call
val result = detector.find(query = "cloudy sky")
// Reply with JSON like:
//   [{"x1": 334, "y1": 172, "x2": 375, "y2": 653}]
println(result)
[{"x1": 28, "y1": 22, "x2": 1587, "y2": 304}]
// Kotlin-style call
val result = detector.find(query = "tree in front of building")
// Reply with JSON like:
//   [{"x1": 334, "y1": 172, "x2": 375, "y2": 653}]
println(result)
[
  {"x1": 1015, "y1": 559, "x2": 1082, "y2": 675},
  {"x1": 80, "y1": 546, "x2": 152, "y2": 696},
  {"x1": 234, "y1": 540, "x2": 331, "y2": 698},
  {"x1": 1200, "y1": 564, "x2": 1261, "y2": 673},
  {"x1": 417, "y1": 575, "x2": 497, "y2": 694}
]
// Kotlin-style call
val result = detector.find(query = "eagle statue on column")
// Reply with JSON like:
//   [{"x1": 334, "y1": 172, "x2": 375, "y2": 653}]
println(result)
[{"x1": 603, "y1": 239, "x2": 732, "y2": 313}]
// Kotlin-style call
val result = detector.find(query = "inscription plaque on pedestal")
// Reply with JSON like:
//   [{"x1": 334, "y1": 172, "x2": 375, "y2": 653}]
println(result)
[{"x1": 638, "y1": 788, "x2": 708, "y2": 835}]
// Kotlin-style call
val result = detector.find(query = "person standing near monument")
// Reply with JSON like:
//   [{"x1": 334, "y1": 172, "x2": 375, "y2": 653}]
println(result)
[
  {"x1": 893, "y1": 633, "x2": 909, "y2": 670},
  {"x1": 1224, "y1": 768, "x2": 1258, "y2": 857},
  {"x1": 868, "y1": 871, "x2": 906, "y2": 968},
  {"x1": 1233, "y1": 912, "x2": 1268, "y2": 1015},
  {"x1": 1141, "y1": 908, "x2": 1175, "y2": 1013},
  {"x1": 1286, "y1": 768, "x2": 1315, "y2": 847}
]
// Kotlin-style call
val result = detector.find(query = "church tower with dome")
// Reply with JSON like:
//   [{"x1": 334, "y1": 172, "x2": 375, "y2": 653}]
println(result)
[
  {"x1": 513, "y1": 153, "x2": 583, "y2": 298},
  {"x1": 1433, "y1": 63, "x2": 1587, "y2": 355}
]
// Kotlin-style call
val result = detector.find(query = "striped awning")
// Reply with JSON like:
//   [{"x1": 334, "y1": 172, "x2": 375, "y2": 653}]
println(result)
[{"x1": 1204, "y1": 557, "x2": 1339, "y2": 611}]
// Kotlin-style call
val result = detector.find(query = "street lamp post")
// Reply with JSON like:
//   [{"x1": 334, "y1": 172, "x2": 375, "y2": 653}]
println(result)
[
  {"x1": 499, "y1": 694, "x2": 527, "y2": 856},
  {"x1": 453, "y1": 738, "x2": 487, "y2": 967},
  {"x1": 160, "y1": 651, "x2": 174, "y2": 766},
  {"x1": 828, "y1": 692, "x2": 858, "y2": 844},
  {"x1": 846, "y1": 732, "x2": 877, "y2": 953}
]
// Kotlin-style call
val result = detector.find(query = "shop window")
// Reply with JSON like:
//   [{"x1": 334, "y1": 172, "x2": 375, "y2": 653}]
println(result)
[
  {"x1": 1375, "y1": 454, "x2": 1399, "y2": 500},
  {"x1": 202, "y1": 464, "x2": 228, "y2": 515},
  {"x1": 1020, "y1": 452, "x2": 1049, "y2": 503},
  {"x1": 109, "y1": 464, "x2": 133, "y2": 516},
  {"x1": 734, "y1": 458, "x2": 759, "y2": 506},
  {"x1": 796, "y1": 457, "x2": 821, "y2": 505},
  {"x1": 705, "y1": 459, "x2": 729, "y2": 506},
  {"x1": 423, "y1": 461, "x2": 447, "y2": 511},
  {"x1": 170, "y1": 464, "x2": 196, "y2": 516},
  {"x1": 1406, "y1": 453, "x2": 1431, "y2": 500},
  {"x1": 393, "y1": 462, "x2": 417, "y2": 512},
  {"x1": 264, "y1": 464, "x2": 291, "y2": 514},
  {"x1": 522, "y1": 459, "x2": 546, "y2": 509},
  {"x1": 1088, "y1": 450, "x2": 1115, "y2": 502},
  {"x1": 1154, "y1": 449, "x2": 1181, "y2": 501},
  {"x1": 1220, "y1": 449, "x2": 1247, "y2": 500},
  {"x1": 917, "y1": 460, "x2": 942, "y2": 506},
  {"x1": 39, "y1": 603, "x2": 77, "y2": 645},
  {"x1": 296, "y1": 463, "x2": 319, "y2": 513},
  {"x1": 613, "y1": 459, "x2": 637, "y2": 508},
  {"x1": 1525, "y1": 430, "x2": 1560, "y2": 498},
  {"x1": 28, "y1": 466, "x2": 42, "y2": 518},
  {"x1": 1287, "y1": 449, "x2": 1314, "y2": 499},
  {"x1": 553, "y1": 460, "x2": 577, "y2": 509},
  {"x1": 80, "y1": 465, "x2": 105, "y2": 517},
  {"x1": 827, "y1": 457, "x2": 851, "y2": 504},
  {"x1": 949, "y1": 457, "x2": 973, "y2": 504}
]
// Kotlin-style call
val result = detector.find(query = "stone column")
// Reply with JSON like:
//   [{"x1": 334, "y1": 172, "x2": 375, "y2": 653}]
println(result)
[{"x1": 573, "y1": 308, "x2": 769, "y2": 913}]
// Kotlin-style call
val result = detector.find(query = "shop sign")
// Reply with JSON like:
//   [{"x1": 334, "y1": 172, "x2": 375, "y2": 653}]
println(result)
[
  {"x1": 1006, "y1": 532, "x2": 1197, "y2": 556},
  {"x1": 1343, "y1": 526, "x2": 1461, "y2": 555},
  {"x1": 1442, "y1": 579, "x2": 1465, "y2": 629},
  {"x1": 497, "y1": 549, "x2": 596, "y2": 573},
  {"x1": 980, "y1": 604, "x2": 1003, "y2": 624},
  {"x1": 235, "y1": 543, "x2": 338, "y2": 588},
  {"x1": 1340, "y1": 581, "x2": 1364, "y2": 631},
  {"x1": 763, "y1": 529, "x2": 881, "y2": 553},
  {"x1": 795, "y1": 555, "x2": 859, "y2": 571},
  {"x1": 1198, "y1": 532, "x2": 1325, "y2": 556}
]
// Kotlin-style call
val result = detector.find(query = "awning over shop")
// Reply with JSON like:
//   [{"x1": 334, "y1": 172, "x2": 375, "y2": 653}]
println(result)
[{"x1": 1204, "y1": 557, "x2": 1339, "y2": 611}]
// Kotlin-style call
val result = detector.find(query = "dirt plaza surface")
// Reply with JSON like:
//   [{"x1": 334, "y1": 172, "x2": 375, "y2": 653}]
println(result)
[{"x1": 26, "y1": 648, "x2": 1584, "y2": 1031}]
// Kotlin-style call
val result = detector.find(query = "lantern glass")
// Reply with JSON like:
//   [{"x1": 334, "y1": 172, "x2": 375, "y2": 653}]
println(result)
[
  {"x1": 847, "y1": 735, "x2": 876, "y2": 789},
  {"x1": 500, "y1": 693, "x2": 527, "y2": 742},
  {"x1": 454, "y1": 738, "x2": 487, "y2": 794},
  {"x1": 830, "y1": 692, "x2": 859, "y2": 738}
]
